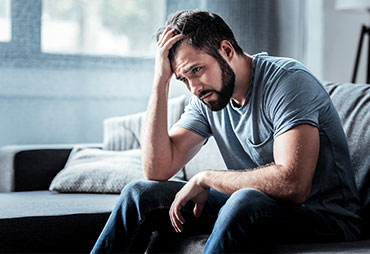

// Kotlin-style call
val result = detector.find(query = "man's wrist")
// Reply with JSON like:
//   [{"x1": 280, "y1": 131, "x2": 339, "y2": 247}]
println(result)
[
  {"x1": 153, "y1": 75, "x2": 171, "y2": 88},
  {"x1": 196, "y1": 170, "x2": 211, "y2": 190}
]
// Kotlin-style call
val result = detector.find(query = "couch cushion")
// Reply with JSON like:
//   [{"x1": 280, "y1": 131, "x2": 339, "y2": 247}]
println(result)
[
  {"x1": 49, "y1": 147, "x2": 144, "y2": 193},
  {"x1": 0, "y1": 190, "x2": 119, "y2": 253},
  {"x1": 103, "y1": 95, "x2": 189, "y2": 151},
  {"x1": 148, "y1": 231, "x2": 370, "y2": 254},
  {"x1": 324, "y1": 82, "x2": 370, "y2": 233},
  {"x1": 0, "y1": 145, "x2": 74, "y2": 192},
  {"x1": 0, "y1": 190, "x2": 118, "y2": 218}
]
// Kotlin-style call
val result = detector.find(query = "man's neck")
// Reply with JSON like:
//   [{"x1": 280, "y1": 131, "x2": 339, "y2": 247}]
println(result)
[{"x1": 231, "y1": 53, "x2": 253, "y2": 108}]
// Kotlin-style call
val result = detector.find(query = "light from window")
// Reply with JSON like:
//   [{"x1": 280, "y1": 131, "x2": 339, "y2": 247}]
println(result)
[
  {"x1": 41, "y1": 0, "x2": 166, "y2": 57},
  {"x1": 0, "y1": 0, "x2": 11, "y2": 42}
]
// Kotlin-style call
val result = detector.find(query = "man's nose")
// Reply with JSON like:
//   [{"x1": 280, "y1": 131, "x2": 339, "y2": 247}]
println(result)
[{"x1": 188, "y1": 79, "x2": 202, "y2": 96}]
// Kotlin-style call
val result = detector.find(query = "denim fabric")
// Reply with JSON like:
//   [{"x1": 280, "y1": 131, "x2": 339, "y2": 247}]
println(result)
[
  {"x1": 91, "y1": 180, "x2": 228, "y2": 253},
  {"x1": 92, "y1": 180, "x2": 345, "y2": 253}
]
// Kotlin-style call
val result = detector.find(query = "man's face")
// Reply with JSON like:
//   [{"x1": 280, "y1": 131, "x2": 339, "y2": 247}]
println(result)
[{"x1": 171, "y1": 42, "x2": 235, "y2": 111}]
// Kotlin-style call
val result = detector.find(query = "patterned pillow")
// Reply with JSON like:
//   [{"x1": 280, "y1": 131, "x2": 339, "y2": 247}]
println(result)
[
  {"x1": 103, "y1": 95, "x2": 189, "y2": 151},
  {"x1": 49, "y1": 147, "x2": 144, "y2": 193}
]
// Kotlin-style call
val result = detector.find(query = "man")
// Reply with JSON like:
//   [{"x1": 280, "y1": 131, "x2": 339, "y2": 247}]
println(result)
[{"x1": 92, "y1": 10, "x2": 361, "y2": 253}]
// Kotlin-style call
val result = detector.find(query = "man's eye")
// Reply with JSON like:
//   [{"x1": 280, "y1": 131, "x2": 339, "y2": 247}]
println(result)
[
  {"x1": 193, "y1": 67, "x2": 202, "y2": 73},
  {"x1": 180, "y1": 77, "x2": 187, "y2": 83}
]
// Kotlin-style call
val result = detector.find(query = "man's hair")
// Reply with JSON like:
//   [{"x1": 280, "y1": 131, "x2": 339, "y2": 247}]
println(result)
[{"x1": 156, "y1": 10, "x2": 244, "y2": 61}]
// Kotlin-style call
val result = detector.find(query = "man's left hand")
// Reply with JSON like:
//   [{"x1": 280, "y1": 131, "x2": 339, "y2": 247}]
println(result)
[{"x1": 169, "y1": 173, "x2": 210, "y2": 233}]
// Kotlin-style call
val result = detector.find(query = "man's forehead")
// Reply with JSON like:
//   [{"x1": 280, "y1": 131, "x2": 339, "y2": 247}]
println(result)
[{"x1": 171, "y1": 44, "x2": 209, "y2": 75}]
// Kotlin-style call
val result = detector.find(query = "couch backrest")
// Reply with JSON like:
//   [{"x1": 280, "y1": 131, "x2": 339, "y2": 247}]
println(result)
[{"x1": 323, "y1": 82, "x2": 370, "y2": 228}]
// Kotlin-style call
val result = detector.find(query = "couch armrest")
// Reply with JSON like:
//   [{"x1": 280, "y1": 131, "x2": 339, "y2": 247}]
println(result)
[{"x1": 0, "y1": 144, "x2": 102, "y2": 192}]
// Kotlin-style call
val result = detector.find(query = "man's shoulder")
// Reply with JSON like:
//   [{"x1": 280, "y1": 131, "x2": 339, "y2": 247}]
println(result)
[{"x1": 254, "y1": 53, "x2": 308, "y2": 75}]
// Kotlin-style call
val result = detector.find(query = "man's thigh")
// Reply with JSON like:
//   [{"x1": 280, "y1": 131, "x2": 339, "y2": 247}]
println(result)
[
  {"x1": 206, "y1": 188, "x2": 345, "y2": 252},
  {"x1": 122, "y1": 180, "x2": 228, "y2": 232}
]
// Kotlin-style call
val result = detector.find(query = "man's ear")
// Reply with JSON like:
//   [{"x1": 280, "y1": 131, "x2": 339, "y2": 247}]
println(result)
[{"x1": 219, "y1": 40, "x2": 234, "y2": 61}]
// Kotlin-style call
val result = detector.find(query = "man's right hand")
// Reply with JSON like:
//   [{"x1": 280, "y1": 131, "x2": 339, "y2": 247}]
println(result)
[{"x1": 154, "y1": 26, "x2": 183, "y2": 86}]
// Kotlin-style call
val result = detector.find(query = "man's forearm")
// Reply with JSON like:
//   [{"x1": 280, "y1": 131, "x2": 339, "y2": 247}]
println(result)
[
  {"x1": 141, "y1": 80, "x2": 175, "y2": 180},
  {"x1": 141, "y1": 27, "x2": 185, "y2": 180},
  {"x1": 198, "y1": 163, "x2": 311, "y2": 205}
]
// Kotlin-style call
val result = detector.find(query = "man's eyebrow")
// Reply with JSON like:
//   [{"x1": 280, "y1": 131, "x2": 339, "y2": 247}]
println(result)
[{"x1": 175, "y1": 64, "x2": 198, "y2": 80}]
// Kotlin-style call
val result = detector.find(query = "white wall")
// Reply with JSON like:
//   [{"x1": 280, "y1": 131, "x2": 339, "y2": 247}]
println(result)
[
  {"x1": 0, "y1": 65, "x2": 154, "y2": 147},
  {"x1": 305, "y1": 0, "x2": 369, "y2": 83}
]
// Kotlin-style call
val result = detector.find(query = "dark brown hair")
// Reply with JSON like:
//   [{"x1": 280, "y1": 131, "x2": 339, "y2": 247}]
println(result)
[{"x1": 156, "y1": 10, "x2": 244, "y2": 61}]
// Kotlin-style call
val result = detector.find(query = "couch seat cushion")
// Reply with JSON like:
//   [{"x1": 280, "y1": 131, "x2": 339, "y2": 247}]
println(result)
[
  {"x1": 148, "y1": 232, "x2": 370, "y2": 254},
  {"x1": 0, "y1": 191, "x2": 119, "y2": 253},
  {"x1": 0, "y1": 190, "x2": 118, "y2": 218}
]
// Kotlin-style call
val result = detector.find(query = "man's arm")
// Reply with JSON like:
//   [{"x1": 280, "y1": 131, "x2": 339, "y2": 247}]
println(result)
[
  {"x1": 170, "y1": 124, "x2": 319, "y2": 232},
  {"x1": 141, "y1": 27, "x2": 205, "y2": 180}
]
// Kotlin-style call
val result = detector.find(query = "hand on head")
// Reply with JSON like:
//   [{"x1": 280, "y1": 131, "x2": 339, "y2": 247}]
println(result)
[{"x1": 154, "y1": 26, "x2": 183, "y2": 85}]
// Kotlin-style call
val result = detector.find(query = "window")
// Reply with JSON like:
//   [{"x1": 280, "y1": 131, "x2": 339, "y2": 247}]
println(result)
[
  {"x1": 0, "y1": 0, "x2": 200, "y2": 69},
  {"x1": 0, "y1": 0, "x2": 11, "y2": 42},
  {"x1": 41, "y1": 0, "x2": 166, "y2": 57}
]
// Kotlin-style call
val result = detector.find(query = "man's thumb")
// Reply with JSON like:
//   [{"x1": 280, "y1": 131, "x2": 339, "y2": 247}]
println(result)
[{"x1": 193, "y1": 202, "x2": 205, "y2": 218}]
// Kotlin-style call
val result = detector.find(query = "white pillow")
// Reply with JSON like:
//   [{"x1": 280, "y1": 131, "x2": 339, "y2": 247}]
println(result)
[
  {"x1": 49, "y1": 147, "x2": 144, "y2": 193},
  {"x1": 103, "y1": 95, "x2": 189, "y2": 151}
]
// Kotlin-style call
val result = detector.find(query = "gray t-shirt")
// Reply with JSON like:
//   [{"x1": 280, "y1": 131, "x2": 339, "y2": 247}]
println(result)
[{"x1": 175, "y1": 53, "x2": 361, "y2": 240}]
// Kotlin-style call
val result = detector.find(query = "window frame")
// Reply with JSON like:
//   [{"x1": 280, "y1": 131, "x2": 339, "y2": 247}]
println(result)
[
  {"x1": 0, "y1": 0, "x2": 154, "y2": 69},
  {"x1": 0, "y1": 0, "x2": 206, "y2": 69}
]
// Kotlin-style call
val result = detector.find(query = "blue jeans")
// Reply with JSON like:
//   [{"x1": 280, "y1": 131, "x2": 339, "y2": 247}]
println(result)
[{"x1": 91, "y1": 180, "x2": 345, "y2": 253}]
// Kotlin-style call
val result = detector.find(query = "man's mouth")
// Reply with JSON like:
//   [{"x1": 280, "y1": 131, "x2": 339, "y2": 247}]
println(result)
[{"x1": 200, "y1": 91, "x2": 213, "y2": 101}]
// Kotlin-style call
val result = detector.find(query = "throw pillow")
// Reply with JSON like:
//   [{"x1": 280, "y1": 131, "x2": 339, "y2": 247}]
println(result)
[
  {"x1": 103, "y1": 95, "x2": 189, "y2": 151},
  {"x1": 49, "y1": 146, "x2": 144, "y2": 193}
]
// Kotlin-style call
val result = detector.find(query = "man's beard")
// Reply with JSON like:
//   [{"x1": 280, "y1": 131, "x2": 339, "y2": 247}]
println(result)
[{"x1": 199, "y1": 56, "x2": 235, "y2": 111}]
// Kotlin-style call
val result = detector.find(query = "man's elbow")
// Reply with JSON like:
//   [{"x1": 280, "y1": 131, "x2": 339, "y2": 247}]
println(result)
[
  {"x1": 143, "y1": 172, "x2": 169, "y2": 181},
  {"x1": 142, "y1": 164, "x2": 172, "y2": 181},
  {"x1": 288, "y1": 184, "x2": 311, "y2": 205}
]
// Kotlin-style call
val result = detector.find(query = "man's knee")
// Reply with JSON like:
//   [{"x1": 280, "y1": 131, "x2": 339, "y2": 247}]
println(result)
[
  {"x1": 228, "y1": 188, "x2": 272, "y2": 206},
  {"x1": 118, "y1": 180, "x2": 185, "y2": 208},
  {"x1": 121, "y1": 179, "x2": 157, "y2": 196},
  {"x1": 219, "y1": 188, "x2": 277, "y2": 222}
]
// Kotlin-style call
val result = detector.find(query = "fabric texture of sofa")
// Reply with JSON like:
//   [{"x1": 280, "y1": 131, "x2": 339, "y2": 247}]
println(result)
[{"x1": 0, "y1": 82, "x2": 370, "y2": 253}]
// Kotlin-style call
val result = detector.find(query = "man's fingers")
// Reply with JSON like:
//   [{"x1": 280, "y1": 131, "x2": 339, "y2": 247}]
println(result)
[
  {"x1": 174, "y1": 203, "x2": 185, "y2": 225},
  {"x1": 162, "y1": 33, "x2": 183, "y2": 51},
  {"x1": 170, "y1": 200, "x2": 186, "y2": 233},
  {"x1": 157, "y1": 26, "x2": 172, "y2": 46},
  {"x1": 158, "y1": 27, "x2": 178, "y2": 48},
  {"x1": 170, "y1": 209, "x2": 183, "y2": 232},
  {"x1": 170, "y1": 212, "x2": 182, "y2": 233}
]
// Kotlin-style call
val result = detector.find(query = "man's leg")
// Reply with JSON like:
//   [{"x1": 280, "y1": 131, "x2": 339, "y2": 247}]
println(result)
[
  {"x1": 91, "y1": 179, "x2": 229, "y2": 253},
  {"x1": 204, "y1": 188, "x2": 346, "y2": 253},
  {"x1": 91, "y1": 180, "x2": 185, "y2": 253}
]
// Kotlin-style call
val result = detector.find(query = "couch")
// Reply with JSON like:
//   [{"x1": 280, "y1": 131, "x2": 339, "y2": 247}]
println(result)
[{"x1": 0, "y1": 81, "x2": 370, "y2": 253}]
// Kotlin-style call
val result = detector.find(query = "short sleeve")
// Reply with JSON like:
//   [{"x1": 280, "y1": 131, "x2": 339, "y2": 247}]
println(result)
[
  {"x1": 265, "y1": 70, "x2": 328, "y2": 138},
  {"x1": 173, "y1": 96, "x2": 212, "y2": 139}
]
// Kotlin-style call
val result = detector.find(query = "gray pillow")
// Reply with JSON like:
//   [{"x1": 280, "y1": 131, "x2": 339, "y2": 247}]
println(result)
[{"x1": 49, "y1": 147, "x2": 144, "y2": 193}]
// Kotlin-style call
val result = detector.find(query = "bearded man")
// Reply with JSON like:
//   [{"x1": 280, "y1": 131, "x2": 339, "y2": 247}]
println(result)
[{"x1": 92, "y1": 10, "x2": 361, "y2": 253}]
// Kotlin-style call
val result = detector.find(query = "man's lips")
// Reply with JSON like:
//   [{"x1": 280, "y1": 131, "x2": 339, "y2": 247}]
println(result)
[{"x1": 200, "y1": 91, "x2": 213, "y2": 101}]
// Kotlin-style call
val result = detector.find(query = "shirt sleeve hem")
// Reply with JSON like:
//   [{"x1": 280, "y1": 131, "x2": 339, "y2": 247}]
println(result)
[
  {"x1": 274, "y1": 120, "x2": 319, "y2": 139},
  {"x1": 173, "y1": 123, "x2": 211, "y2": 139}
]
